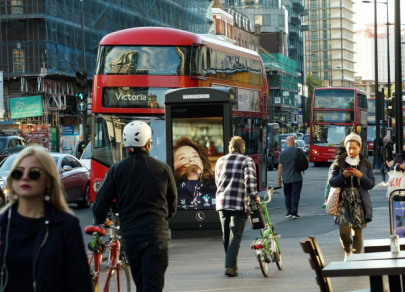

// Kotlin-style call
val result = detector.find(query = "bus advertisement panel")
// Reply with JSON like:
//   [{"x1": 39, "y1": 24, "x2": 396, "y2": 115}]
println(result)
[
  {"x1": 310, "y1": 88, "x2": 368, "y2": 166},
  {"x1": 90, "y1": 27, "x2": 269, "y2": 201}
]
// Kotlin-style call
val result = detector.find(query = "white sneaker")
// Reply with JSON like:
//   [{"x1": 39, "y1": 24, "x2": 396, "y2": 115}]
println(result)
[{"x1": 343, "y1": 252, "x2": 351, "y2": 262}]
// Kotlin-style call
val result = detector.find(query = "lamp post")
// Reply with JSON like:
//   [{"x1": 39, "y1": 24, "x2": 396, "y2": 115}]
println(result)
[
  {"x1": 80, "y1": 0, "x2": 88, "y2": 145},
  {"x1": 395, "y1": 0, "x2": 403, "y2": 151}
]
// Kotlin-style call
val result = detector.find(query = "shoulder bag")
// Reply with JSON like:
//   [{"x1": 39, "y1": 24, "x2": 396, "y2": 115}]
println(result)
[{"x1": 325, "y1": 187, "x2": 340, "y2": 216}]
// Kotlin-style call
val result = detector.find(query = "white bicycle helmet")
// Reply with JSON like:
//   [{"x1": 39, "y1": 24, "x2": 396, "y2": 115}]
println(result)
[{"x1": 123, "y1": 121, "x2": 152, "y2": 147}]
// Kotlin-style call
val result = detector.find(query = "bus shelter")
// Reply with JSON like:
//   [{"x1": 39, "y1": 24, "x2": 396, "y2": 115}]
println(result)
[{"x1": 165, "y1": 87, "x2": 236, "y2": 239}]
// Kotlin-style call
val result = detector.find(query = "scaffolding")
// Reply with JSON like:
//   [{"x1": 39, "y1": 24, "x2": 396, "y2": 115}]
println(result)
[{"x1": 0, "y1": 0, "x2": 213, "y2": 79}]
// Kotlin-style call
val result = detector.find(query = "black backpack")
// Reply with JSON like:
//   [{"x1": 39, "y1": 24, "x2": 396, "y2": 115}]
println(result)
[{"x1": 295, "y1": 148, "x2": 309, "y2": 172}]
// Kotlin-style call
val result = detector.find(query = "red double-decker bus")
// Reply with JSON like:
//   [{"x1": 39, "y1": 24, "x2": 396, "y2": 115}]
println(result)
[
  {"x1": 309, "y1": 87, "x2": 368, "y2": 166},
  {"x1": 90, "y1": 27, "x2": 269, "y2": 201}
]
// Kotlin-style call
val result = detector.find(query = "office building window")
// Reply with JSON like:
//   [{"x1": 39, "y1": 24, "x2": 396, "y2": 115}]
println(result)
[
  {"x1": 311, "y1": 41, "x2": 318, "y2": 50},
  {"x1": 322, "y1": 10, "x2": 327, "y2": 18},
  {"x1": 278, "y1": 15, "x2": 284, "y2": 26},
  {"x1": 311, "y1": 62, "x2": 318, "y2": 70},
  {"x1": 311, "y1": 52, "x2": 318, "y2": 60},
  {"x1": 310, "y1": 10, "x2": 317, "y2": 19},
  {"x1": 324, "y1": 71, "x2": 329, "y2": 80},
  {"x1": 13, "y1": 49, "x2": 24, "y2": 73},
  {"x1": 310, "y1": 0, "x2": 317, "y2": 8},
  {"x1": 323, "y1": 30, "x2": 328, "y2": 39},
  {"x1": 11, "y1": 0, "x2": 23, "y2": 14},
  {"x1": 311, "y1": 20, "x2": 317, "y2": 29},
  {"x1": 323, "y1": 61, "x2": 329, "y2": 69},
  {"x1": 323, "y1": 41, "x2": 328, "y2": 49},
  {"x1": 323, "y1": 20, "x2": 328, "y2": 29},
  {"x1": 313, "y1": 72, "x2": 319, "y2": 78},
  {"x1": 323, "y1": 51, "x2": 328, "y2": 59},
  {"x1": 311, "y1": 31, "x2": 317, "y2": 40},
  {"x1": 255, "y1": 15, "x2": 262, "y2": 25}
]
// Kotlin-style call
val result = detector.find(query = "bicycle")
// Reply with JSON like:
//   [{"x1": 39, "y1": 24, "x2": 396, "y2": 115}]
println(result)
[
  {"x1": 85, "y1": 212, "x2": 131, "y2": 292},
  {"x1": 249, "y1": 185, "x2": 283, "y2": 277}
]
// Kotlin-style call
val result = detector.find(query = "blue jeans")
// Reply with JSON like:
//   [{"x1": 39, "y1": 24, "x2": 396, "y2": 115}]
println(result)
[
  {"x1": 381, "y1": 163, "x2": 388, "y2": 182},
  {"x1": 283, "y1": 181, "x2": 303, "y2": 215},
  {"x1": 123, "y1": 239, "x2": 169, "y2": 292},
  {"x1": 219, "y1": 210, "x2": 248, "y2": 268}
]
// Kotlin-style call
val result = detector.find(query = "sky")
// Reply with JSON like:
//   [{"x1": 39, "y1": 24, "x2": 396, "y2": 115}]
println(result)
[{"x1": 353, "y1": 0, "x2": 405, "y2": 30}]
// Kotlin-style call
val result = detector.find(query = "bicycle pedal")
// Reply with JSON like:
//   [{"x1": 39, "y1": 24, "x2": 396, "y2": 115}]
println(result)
[{"x1": 255, "y1": 266, "x2": 261, "y2": 269}]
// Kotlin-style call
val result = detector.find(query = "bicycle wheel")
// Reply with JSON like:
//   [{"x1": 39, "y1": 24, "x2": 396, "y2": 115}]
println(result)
[
  {"x1": 258, "y1": 253, "x2": 269, "y2": 277},
  {"x1": 275, "y1": 247, "x2": 283, "y2": 270},
  {"x1": 106, "y1": 262, "x2": 131, "y2": 292}
]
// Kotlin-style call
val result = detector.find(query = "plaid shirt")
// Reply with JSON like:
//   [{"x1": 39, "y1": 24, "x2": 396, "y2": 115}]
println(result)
[{"x1": 215, "y1": 152, "x2": 258, "y2": 212}]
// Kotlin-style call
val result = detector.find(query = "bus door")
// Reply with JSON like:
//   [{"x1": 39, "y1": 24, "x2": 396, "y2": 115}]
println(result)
[{"x1": 165, "y1": 87, "x2": 236, "y2": 239}]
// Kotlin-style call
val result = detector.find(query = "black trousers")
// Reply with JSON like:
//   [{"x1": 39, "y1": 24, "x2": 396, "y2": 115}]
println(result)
[{"x1": 123, "y1": 239, "x2": 169, "y2": 292}]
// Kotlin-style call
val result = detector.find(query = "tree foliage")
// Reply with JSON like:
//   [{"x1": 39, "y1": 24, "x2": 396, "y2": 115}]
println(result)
[{"x1": 305, "y1": 74, "x2": 323, "y2": 123}]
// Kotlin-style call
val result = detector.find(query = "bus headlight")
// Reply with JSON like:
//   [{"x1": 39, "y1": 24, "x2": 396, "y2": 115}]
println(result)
[
  {"x1": 93, "y1": 181, "x2": 102, "y2": 193},
  {"x1": 313, "y1": 150, "x2": 318, "y2": 155}
]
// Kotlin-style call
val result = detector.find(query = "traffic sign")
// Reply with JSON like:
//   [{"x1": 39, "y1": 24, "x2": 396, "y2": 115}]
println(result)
[{"x1": 77, "y1": 102, "x2": 87, "y2": 112}]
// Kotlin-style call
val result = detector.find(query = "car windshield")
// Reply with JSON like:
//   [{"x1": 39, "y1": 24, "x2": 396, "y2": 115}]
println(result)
[
  {"x1": 304, "y1": 135, "x2": 310, "y2": 145},
  {"x1": 0, "y1": 156, "x2": 59, "y2": 172},
  {"x1": 311, "y1": 125, "x2": 355, "y2": 147},
  {"x1": 297, "y1": 140, "x2": 305, "y2": 147},
  {"x1": 93, "y1": 114, "x2": 166, "y2": 167},
  {"x1": 281, "y1": 141, "x2": 287, "y2": 150},
  {"x1": 313, "y1": 89, "x2": 355, "y2": 109},
  {"x1": 81, "y1": 142, "x2": 92, "y2": 159},
  {"x1": 0, "y1": 148, "x2": 23, "y2": 156},
  {"x1": 0, "y1": 138, "x2": 7, "y2": 151}
]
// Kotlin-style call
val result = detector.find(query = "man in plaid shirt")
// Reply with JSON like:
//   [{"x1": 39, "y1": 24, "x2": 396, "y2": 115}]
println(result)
[{"x1": 215, "y1": 136, "x2": 260, "y2": 277}]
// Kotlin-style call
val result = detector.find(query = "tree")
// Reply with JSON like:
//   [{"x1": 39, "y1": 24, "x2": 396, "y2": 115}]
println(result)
[{"x1": 305, "y1": 74, "x2": 323, "y2": 123}]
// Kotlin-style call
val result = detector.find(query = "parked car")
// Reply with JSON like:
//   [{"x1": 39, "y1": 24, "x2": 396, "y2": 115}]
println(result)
[
  {"x1": 296, "y1": 140, "x2": 309, "y2": 156},
  {"x1": 280, "y1": 133, "x2": 298, "y2": 141},
  {"x1": 0, "y1": 152, "x2": 90, "y2": 208},
  {"x1": 303, "y1": 134, "x2": 310, "y2": 146},
  {"x1": 0, "y1": 134, "x2": 26, "y2": 151},
  {"x1": 281, "y1": 140, "x2": 300, "y2": 151},
  {"x1": 0, "y1": 147, "x2": 26, "y2": 164},
  {"x1": 79, "y1": 141, "x2": 91, "y2": 170}
]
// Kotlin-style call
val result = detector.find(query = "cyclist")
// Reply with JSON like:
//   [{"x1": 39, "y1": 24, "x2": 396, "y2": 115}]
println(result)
[{"x1": 93, "y1": 121, "x2": 177, "y2": 292}]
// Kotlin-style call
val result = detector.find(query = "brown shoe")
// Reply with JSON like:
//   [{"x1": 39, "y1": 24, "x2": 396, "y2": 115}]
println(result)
[{"x1": 225, "y1": 267, "x2": 238, "y2": 277}]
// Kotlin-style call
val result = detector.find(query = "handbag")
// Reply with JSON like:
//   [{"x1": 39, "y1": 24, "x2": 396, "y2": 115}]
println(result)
[
  {"x1": 249, "y1": 203, "x2": 266, "y2": 229},
  {"x1": 325, "y1": 187, "x2": 340, "y2": 216}
]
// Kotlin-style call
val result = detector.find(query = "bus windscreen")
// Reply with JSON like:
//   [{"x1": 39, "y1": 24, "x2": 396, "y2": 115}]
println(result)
[
  {"x1": 313, "y1": 89, "x2": 355, "y2": 109},
  {"x1": 311, "y1": 124, "x2": 355, "y2": 147}
]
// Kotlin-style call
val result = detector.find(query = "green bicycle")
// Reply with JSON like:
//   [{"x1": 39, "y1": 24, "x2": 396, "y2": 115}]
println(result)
[{"x1": 250, "y1": 185, "x2": 283, "y2": 277}]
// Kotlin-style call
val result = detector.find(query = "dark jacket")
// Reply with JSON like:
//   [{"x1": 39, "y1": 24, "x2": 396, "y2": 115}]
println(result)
[
  {"x1": 383, "y1": 142, "x2": 394, "y2": 169},
  {"x1": 394, "y1": 152, "x2": 405, "y2": 171},
  {"x1": 93, "y1": 148, "x2": 177, "y2": 242},
  {"x1": 0, "y1": 203, "x2": 93, "y2": 292},
  {"x1": 329, "y1": 153, "x2": 375, "y2": 222}
]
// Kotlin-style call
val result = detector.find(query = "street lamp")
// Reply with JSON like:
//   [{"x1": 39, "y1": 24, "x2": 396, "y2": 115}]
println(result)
[{"x1": 362, "y1": 0, "x2": 382, "y2": 168}]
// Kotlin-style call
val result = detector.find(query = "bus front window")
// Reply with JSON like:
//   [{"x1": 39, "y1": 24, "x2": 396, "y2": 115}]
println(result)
[
  {"x1": 311, "y1": 125, "x2": 355, "y2": 147},
  {"x1": 92, "y1": 114, "x2": 166, "y2": 167},
  {"x1": 313, "y1": 89, "x2": 355, "y2": 109}
]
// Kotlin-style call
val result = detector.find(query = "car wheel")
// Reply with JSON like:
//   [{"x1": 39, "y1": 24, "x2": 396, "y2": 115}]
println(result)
[{"x1": 77, "y1": 183, "x2": 91, "y2": 208}]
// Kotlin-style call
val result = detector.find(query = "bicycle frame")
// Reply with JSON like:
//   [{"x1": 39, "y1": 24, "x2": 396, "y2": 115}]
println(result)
[{"x1": 260, "y1": 202, "x2": 281, "y2": 253}]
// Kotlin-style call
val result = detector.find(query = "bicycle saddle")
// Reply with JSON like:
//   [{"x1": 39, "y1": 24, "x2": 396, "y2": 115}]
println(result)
[{"x1": 85, "y1": 225, "x2": 106, "y2": 236}]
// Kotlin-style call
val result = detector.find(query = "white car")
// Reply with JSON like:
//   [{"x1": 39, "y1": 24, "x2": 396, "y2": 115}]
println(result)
[{"x1": 80, "y1": 141, "x2": 91, "y2": 170}]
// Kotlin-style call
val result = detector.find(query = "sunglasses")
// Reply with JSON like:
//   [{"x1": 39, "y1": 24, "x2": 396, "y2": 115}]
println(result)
[{"x1": 11, "y1": 168, "x2": 42, "y2": 181}]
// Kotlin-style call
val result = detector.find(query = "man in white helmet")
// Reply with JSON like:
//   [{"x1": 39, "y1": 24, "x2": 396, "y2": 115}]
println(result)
[{"x1": 93, "y1": 121, "x2": 177, "y2": 292}]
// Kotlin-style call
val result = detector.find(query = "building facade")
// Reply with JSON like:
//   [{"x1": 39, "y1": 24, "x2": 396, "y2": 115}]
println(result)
[
  {"x1": 304, "y1": 0, "x2": 355, "y2": 88},
  {"x1": 0, "y1": 0, "x2": 212, "y2": 150}
]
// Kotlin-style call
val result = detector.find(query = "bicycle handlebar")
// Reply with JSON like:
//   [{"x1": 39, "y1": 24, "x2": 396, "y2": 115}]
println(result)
[{"x1": 263, "y1": 185, "x2": 282, "y2": 204}]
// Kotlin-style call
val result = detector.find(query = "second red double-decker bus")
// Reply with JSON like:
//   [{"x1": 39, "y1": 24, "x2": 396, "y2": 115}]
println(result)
[
  {"x1": 309, "y1": 87, "x2": 368, "y2": 166},
  {"x1": 90, "y1": 27, "x2": 269, "y2": 201}
]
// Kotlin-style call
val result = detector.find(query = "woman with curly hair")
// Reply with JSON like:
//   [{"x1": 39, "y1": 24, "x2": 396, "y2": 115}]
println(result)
[{"x1": 173, "y1": 137, "x2": 216, "y2": 210}]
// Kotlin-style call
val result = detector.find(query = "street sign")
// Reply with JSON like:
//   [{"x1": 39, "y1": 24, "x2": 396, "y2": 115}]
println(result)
[{"x1": 77, "y1": 102, "x2": 86, "y2": 112}]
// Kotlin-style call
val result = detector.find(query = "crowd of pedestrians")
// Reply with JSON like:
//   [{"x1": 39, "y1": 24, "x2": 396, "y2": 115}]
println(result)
[{"x1": 1, "y1": 120, "x2": 399, "y2": 290}]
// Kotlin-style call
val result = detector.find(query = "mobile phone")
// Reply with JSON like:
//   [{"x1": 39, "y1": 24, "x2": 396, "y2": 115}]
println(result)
[{"x1": 346, "y1": 167, "x2": 354, "y2": 171}]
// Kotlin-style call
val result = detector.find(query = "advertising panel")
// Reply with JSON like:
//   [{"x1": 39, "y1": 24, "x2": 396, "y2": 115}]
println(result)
[
  {"x1": 10, "y1": 95, "x2": 43, "y2": 119},
  {"x1": 172, "y1": 107, "x2": 223, "y2": 210},
  {"x1": 20, "y1": 125, "x2": 50, "y2": 150},
  {"x1": 61, "y1": 126, "x2": 80, "y2": 154},
  {"x1": 392, "y1": 201, "x2": 405, "y2": 238}
]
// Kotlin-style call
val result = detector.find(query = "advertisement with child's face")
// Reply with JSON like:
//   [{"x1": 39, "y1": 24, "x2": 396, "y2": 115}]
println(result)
[{"x1": 172, "y1": 117, "x2": 223, "y2": 210}]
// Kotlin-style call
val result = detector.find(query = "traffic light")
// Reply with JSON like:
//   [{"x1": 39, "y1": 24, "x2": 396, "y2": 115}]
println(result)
[
  {"x1": 75, "y1": 70, "x2": 87, "y2": 101},
  {"x1": 386, "y1": 97, "x2": 393, "y2": 117}
]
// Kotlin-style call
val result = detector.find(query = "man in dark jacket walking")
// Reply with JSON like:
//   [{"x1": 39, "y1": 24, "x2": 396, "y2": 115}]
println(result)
[{"x1": 93, "y1": 121, "x2": 177, "y2": 292}]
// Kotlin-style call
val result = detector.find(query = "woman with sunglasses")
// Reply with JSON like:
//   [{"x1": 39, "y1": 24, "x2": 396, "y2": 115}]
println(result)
[{"x1": 0, "y1": 146, "x2": 93, "y2": 292}]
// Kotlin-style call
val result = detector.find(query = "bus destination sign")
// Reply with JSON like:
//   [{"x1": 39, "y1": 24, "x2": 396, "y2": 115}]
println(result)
[{"x1": 102, "y1": 87, "x2": 167, "y2": 108}]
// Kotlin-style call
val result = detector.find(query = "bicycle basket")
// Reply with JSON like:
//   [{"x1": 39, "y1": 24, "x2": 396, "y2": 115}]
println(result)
[{"x1": 249, "y1": 208, "x2": 265, "y2": 229}]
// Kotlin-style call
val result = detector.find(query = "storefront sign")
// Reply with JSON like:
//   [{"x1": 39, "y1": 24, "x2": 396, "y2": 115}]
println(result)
[
  {"x1": 283, "y1": 91, "x2": 289, "y2": 96},
  {"x1": 20, "y1": 125, "x2": 50, "y2": 150},
  {"x1": 61, "y1": 126, "x2": 80, "y2": 154},
  {"x1": 10, "y1": 95, "x2": 43, "y2": 119},
  {"x1": 275, "y1": 97, "x2": 281, "y2": 104}
]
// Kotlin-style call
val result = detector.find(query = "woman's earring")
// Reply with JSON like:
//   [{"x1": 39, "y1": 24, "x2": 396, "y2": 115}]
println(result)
[
  {"x1": 44, "y1": 188, "x2": 50, "y2": 202},
  {"x1": 12, "y1": 193, "x2": 18, "y2": 200}
]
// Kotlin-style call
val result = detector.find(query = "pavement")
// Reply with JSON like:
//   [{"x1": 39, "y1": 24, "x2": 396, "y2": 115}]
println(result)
[{"x1": 163, "y1": 186, "x2": 392, "y2": 292}]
